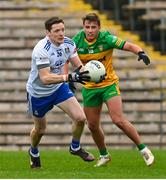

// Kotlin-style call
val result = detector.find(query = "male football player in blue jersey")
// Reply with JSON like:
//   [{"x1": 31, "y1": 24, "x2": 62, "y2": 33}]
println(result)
[{"x1": 26, "y1": 17, "x2": 94, "y2": 169}]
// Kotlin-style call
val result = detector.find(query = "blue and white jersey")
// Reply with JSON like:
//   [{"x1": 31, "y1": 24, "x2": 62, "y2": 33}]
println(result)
[{"x1": 26, "y1": 36, "x2": 77, "y2": 97}]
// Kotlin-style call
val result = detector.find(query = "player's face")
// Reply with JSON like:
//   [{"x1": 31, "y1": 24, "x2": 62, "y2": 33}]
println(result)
[
  {"x1": 47, "y1": 23, "x2": 65, "y2": 46},
  {"x1": 83, "y1": 20, "x2": 100, "y2": 42}
]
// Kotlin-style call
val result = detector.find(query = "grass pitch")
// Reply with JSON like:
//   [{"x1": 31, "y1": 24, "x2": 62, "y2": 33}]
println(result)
[{"x1": 0, "y1": 149, "x2": 165, "y2": 179}]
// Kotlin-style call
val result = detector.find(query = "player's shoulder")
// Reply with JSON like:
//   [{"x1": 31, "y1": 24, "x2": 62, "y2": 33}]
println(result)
[
  {"x1": 64, "y1": 36, "x2": 75, "y2": 46},
  {"x1": 72, "y1": 30, "x2": 84, "y2": 42},
  {"x1": 99, "y1": 30, "x2": 119, "y2": 43},
  {"x1": 32, "y1": 37, "x2": 50, "y2": 57},
  {"x1": 34, "y1": 37, "x2": 51, "y2": 52},
  {"x1": 99, "y1": 30, "x2": 113, "y2": 38}
]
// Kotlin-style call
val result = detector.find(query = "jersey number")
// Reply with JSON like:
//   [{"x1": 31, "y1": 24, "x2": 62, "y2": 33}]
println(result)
[{"x1": 57, "y1": 49, "x2": 62, "y2": 57}]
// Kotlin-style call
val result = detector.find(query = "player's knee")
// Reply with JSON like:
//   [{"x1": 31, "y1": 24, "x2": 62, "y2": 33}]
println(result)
[
  {"x1": 35, "y1": 127, "x2": 47, "y2": 135},
  {"x1": 88, "y1": 122, "x2": 98, "y2": 132},
  {"x1": 75, "y1": 114, "x2": 86, "y2": 124},
  {"x1": 112, "y1": 116, "x2": 125, "y2": 128},
  {"x1": 40, "y1": 128, "x2": 47, "y2": 135}
]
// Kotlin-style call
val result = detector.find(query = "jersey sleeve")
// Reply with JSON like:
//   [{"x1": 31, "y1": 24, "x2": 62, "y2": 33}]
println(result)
[
  {"x1": 33, "y1": 49, "x2": 50, "y2": 69},
  {"x1": 72, "y1": 35, "x2": 77, "y2": 45},
  {"x1": 69, "y1": 42, "x2": 78, "y2": 58},
  {"x1": 106, "y1": 34, "x2": 126, "y2": 50},
  {"x1": 64, "y1": 37, "x2": 78, "y2": 59}
]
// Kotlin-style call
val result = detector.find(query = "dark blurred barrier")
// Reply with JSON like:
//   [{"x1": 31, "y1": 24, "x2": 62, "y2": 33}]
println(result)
[
  {"x1": 83, "y1": 0, "x2": 166, "y2": 54},
  {"x1": 84, "y1": 0, "x2": 128, "y2": 21}
]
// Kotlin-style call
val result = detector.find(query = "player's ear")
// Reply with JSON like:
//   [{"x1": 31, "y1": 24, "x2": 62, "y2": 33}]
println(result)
[{"x1": 46, "y1": 30, "x2": 50, "y2": 35}]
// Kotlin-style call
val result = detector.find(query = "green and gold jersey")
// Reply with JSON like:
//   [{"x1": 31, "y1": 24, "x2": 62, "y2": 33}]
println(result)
[{"x1": 72, "y1": 30, "x2": 126, "y2": 88}]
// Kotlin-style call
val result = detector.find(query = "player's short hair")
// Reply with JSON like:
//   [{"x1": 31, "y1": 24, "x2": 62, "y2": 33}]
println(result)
[
  {"x1": 45, "y1": 17, "x2": 64, "y2": 31},
  {"x1": 82, "y1": 13, "x2": 100, "y2": 26}
]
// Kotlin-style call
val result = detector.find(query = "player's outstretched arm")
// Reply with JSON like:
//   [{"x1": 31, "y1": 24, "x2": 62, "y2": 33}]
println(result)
[
  {"x1": 38, "y1": 66, "x2": 89, "y2": 85},
  {"x1": 123, "y1": 41, "x2": 150, "y2": 65}
]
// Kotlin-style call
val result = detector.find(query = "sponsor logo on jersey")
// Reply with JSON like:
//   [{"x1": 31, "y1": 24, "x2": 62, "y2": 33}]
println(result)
[
  {"x1": 78, "y1": 48, "x2": 84, "y2": 52},
  {"x1": 50, "y1": 59, "x2": 65, "y2": 70},
  {"x1": 88, "y1": 49, "x2": 93, "y2": 53},
  {"x1": 88, "y1": 47, "x2": 94, "y2": 54},
  {"x1": 88, "y1": 49, "x2": 94, "y2": 53}
]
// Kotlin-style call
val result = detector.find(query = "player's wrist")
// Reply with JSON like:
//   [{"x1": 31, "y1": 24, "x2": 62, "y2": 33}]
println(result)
[
  {"x1": 68, "y1": 73, "x2": 76, "y2": 82},
  {"x1": 62, "y1": 74, "x2": 68, "y2": 82},
  {"x1": 138, "y1": 51, "x2": 144, "y2": 55}
]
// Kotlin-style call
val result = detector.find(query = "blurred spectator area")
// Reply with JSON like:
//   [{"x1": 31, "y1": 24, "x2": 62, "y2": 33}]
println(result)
[
  {"x1": 84, "y1": 0, "x2": 166, "y2": 54},
  {"x1": 0, "y1": 0, "x2": 166, "y2": 150}
]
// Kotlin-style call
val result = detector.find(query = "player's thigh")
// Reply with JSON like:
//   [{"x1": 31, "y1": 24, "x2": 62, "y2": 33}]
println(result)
[
  {"x1": 58, "y1": 96, "x2": 86, "y2": 121},
  {"x1": 105, "y1": 96, "x2": 124, "y2": 119},
  {"x1": 84, "y1": 106, "x2": 102, "y2": 126},
  {"x1": 33, "y1": 116, "x2": 47, "y2": 131}
]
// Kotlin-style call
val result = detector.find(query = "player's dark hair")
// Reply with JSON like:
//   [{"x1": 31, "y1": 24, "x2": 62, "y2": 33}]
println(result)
[
  {"x1": 45, "y1": 17, "x2": 64, "y2": 31},
  {"x1": 82, "y1": 13, "x2": 100, "y2": 26}
]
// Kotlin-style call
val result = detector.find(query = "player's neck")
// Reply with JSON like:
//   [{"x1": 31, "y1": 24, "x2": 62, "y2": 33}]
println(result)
[
  {"x1": 85, "y1": 38, "x2": 97, "y2": 45},
  {"x1": 50, "y1": 39, "x2": 61, "y2": 47}
]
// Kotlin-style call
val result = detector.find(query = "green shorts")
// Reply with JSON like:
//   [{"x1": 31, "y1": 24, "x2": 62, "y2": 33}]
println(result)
[{"x1": 82, "y1": 83, "x2": 120, "y2": 107}]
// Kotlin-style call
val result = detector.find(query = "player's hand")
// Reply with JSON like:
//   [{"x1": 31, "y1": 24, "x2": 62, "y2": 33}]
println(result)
[
  {"x1": 138, "y1": 51, "x2": 150, "y2": 65},
  {"x1": 68, "y1": 81, "x2": 76, "y2": 93},
  {"x1": 68, "y1": 65, "x2": 90, "y2": 84}
]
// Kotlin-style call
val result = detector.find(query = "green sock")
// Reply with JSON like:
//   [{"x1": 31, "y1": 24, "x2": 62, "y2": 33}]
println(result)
[
  {"x1": 99, "y1": 148, "x2": 108, "y2": 156},
  {"x1": 137, "y1": 144, "x2": 146, "y2": 151}
]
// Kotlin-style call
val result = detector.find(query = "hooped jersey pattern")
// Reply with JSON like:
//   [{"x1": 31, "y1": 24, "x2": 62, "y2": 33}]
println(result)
[{"x1": 73, "y1": 30, "x2": 125, "y2": 88}]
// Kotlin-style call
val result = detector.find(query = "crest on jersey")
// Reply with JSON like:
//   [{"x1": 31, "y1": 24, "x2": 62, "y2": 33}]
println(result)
[
  {"x1": 65, "y1": 47, "x2": 70, "y2": 54},
  {"x1": 98, "y1": 45, "x2": 103, "y2": 51}
]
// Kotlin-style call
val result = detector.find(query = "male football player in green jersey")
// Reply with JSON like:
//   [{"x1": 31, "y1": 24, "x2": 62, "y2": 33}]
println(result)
[{"x1": 72, "y1": 13, "x2": 154, "y2": 167}]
